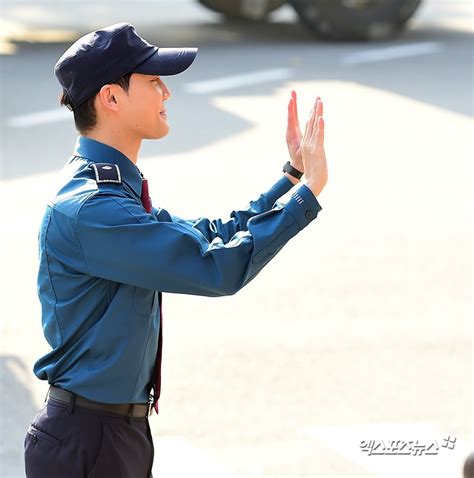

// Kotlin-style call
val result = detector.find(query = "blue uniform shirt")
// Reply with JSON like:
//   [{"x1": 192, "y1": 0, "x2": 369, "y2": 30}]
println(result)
[{"x1": 34, "y1": 136, "x2": 322, "y2": 404}]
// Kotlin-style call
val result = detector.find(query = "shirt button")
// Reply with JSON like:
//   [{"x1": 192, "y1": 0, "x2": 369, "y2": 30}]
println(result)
[
  {"x1": 32, "y1": 435, "x2": 38, "y2": 444},
  {"x1": 305, "y1": 210, "x2": 314, "y2": 220}
]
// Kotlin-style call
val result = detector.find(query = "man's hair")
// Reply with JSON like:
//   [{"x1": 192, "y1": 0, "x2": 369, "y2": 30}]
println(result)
[{"x1": 59, "y1": 72, "x2": 133, "y2": 134}]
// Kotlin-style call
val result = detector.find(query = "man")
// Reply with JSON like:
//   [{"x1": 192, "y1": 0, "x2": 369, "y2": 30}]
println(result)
[{"x1": 23, "y1": 22, "x2": 328, "y2": 478}]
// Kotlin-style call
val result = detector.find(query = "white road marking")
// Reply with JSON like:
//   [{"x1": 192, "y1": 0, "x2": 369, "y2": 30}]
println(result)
[
  {"x1": 183, "y1": 68, "x2": 293, "y2": 94},
  {"x1": 342, "y1": 42, "x2": 444, "y2": 65},
  {"x1": 152, "y1": 435, "x2": 244, "y2": 478},
  {"x1": 6, "y1": 108, "x2": 71, "y2": 128},
  {"x1": 302, "y1": 422, "x2": 467, "y2": 478}
]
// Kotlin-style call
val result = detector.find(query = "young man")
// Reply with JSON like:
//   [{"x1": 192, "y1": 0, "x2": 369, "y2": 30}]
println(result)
[{"x1": 23, "y1": 22, "x2": 328, "y2": 478}]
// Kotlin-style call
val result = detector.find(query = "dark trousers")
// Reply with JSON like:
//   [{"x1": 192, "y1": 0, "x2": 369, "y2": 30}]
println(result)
[{"x1": 24, "y1": 392, "x2": 155, "y2": 478}]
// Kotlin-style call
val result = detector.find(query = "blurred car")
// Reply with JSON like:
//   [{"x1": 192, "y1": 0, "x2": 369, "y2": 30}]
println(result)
[
  {"x1": 198, "y1": 0, "x2": 423, "y2": 40},
  {"x1": 2, "y1": 0, "x2": 422, "y2": 42}
]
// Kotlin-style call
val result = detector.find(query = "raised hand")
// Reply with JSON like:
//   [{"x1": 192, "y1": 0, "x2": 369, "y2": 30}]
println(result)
[
  {"x1": 301, "y1": 97, "x2": 328, "y2": 197},
  {"x1": 286, "y1": 90, "x2": 304, "y2": 174}
]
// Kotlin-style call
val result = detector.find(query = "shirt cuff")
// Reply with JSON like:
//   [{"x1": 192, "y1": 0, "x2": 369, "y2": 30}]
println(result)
[
  {"x1": 263, "y1": 175, "x2": 295, "y2": 205},
  {"x1": 276, "y1": 183, "x2": 322, "y2": 230}
]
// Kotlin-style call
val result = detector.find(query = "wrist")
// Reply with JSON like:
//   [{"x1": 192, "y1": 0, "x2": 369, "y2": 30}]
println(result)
[
  {"x1": 282, "y1": 160, "x2": 303, "y2": 182},
  {"x1": 304, "y1": 179, "x2": 321, "y2": 197},
  {"x1": 290, "y1": 160, "x2": 304, "y2": 175},
  {"x1": 284, "y1": 172, "x2": 300, "y2": 185}
]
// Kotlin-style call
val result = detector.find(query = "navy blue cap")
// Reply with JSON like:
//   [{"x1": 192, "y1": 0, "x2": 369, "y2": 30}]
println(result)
[{"x1": 54, "y1": 22, "x2": 198, "y2": 111}]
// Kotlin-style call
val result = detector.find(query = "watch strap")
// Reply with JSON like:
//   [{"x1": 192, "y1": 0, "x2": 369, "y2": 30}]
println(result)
[{"x1": 283, "y1": 161, "x2": 303, "y2": 180}]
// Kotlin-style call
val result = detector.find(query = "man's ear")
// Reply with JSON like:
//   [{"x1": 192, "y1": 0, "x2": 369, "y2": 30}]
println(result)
[{"x1": 97, "y1": 84, "x2": 120, "y2": 112}]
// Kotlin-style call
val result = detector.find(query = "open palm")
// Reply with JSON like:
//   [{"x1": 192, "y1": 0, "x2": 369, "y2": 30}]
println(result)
[{"x1": 287, "y1": 90, "x2": 316, "y2": 174}]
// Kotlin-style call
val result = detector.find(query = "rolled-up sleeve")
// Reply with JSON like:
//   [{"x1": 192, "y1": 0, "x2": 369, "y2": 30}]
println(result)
[{"x1": 76, "y1": 183, "x2": 322, "y2": 297}]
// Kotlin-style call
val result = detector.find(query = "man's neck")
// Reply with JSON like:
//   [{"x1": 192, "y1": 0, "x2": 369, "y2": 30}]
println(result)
[{"x1": 83, "y1": 129, "x2": 141, "y2": 165}]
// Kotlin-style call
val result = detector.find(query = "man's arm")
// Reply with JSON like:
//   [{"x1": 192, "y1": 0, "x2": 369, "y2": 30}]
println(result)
[
  {"x1": 161, "y1": 173, "x2": 300, "y2": 244},
  {"x1": 75, "y1": 96, "x2": 327, "y2": 297},
  {"x1": 75, "y1": 183, "x2": 321, "y2": 297}
]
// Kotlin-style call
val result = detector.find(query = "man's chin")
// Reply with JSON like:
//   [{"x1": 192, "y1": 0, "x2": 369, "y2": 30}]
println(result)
[{"x1": 147, "y1": 126, "x2": 170, "y2": 140}]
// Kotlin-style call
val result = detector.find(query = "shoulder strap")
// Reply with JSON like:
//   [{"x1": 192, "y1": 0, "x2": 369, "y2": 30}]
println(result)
[{"x1": 90, "y1": 163, "x2": 122, "y2": 184}]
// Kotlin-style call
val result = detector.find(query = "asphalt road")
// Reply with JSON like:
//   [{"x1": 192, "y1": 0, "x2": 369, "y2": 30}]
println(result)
[{"x1": 0, "y1": 1, "x2": 472, "y2": 477}]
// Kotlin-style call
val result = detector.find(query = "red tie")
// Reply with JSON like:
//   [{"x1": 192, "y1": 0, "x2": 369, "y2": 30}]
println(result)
[
  {"x1": 140, "y1": 178, "x2": 162, "y2": 414},
  {"x1": 140, "y1": 178, "x2": 153, "y2": 214}
]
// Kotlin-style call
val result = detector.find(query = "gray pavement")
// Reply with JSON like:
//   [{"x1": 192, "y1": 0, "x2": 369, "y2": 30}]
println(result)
[{"x1": 0, "y1": 1, "x2": 472, "y2": 477}]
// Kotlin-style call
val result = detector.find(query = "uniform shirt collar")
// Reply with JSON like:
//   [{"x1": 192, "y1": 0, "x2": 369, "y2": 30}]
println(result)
[{"x1": 73, "y1": 136, "x2": 143, "y2": 198}]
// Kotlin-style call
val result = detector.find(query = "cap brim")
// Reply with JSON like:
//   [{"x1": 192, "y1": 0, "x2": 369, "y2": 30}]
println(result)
[{"x1": 133, "y1": 47, "x2": 198, "y2": 76}]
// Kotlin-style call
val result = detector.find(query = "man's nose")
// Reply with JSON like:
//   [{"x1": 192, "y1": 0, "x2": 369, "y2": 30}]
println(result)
[{"x1": 163, "y1": 83, "x2": 171, "y2": 100}]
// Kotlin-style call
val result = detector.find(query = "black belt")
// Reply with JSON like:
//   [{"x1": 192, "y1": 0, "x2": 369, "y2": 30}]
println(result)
[{"x1": 47, "y1": 385, "x2": 152, "y2": 418}]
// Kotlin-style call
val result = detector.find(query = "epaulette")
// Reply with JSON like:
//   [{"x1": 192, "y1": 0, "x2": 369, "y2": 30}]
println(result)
[{"x1": 90, "y1": 163, "x2": 122, "y2": 184}]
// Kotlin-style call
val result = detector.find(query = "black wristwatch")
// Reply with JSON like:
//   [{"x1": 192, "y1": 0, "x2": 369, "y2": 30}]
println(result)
[{"x1": 282, "y1": 161, "x2": 303, "y2": 180}]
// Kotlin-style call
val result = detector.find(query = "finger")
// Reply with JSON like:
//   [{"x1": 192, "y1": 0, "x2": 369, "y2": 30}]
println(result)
[
  {"x1": 292, "y1": 91, "x2": 301, "y2": 131},
  {"x1": 292, "y1": 93, "x2": 300, "y2": 130},
  {"x1": 303, "y1": 106, "x2": 313, "y2": 141},
  {"x1": 308, "y1": 98, "x2": 320, "y2": 139},
  {"x1": 287, "y1": 97, "x2": 297, "y2": 136},
  {"x1": 311, "y1": 99, "x2": 323, "y2": 144},
  {"x1": 305, "y1": 97, "x2": 320, "y2": 138},
  {"x1": 288, "y1": 95, "x2": 296, "y2": 120},
  {"x1": 316, "y1": 116, "x2": 325, "y2": 144},
  {"x1": 316, "y1": 98, "x2": 323, "y2": 118}
]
